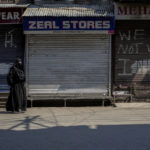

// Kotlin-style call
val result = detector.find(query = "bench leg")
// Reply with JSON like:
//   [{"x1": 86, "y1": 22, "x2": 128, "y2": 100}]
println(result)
[
  {"x1": 102, "y1": 100, "x2": 104, "y2": 107},
  {"x1": 114, "y1": 96, "x2": 116, "y2": 104},
  {"x1": 30, "y1": 100, "x2": 33, "y2": 107},
  {"x1": 112, "y1": 96, "x2": 116, "y2": 107},
  {"x1": 130, "y1": 95, "x2": 133, "y2": 102},
  {"x1": 64, "y1": 99, "x2": 67, "y2": 107}
]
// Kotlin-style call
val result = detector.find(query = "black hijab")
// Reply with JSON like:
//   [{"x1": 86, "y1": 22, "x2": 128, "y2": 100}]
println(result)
[{"x1": 13, "y1": 58, "x2": 24, "y2": 71}]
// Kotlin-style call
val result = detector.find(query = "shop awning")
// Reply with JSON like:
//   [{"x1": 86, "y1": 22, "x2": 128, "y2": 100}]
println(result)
[
  {"x1": 0, "y1": 4, "x2": 29, "y2": 8},
  {"x1": 23, "y1": 4, "x2": 114, "y2": 17}
]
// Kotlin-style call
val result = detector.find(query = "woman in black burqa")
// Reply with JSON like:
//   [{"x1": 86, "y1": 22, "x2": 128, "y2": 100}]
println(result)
[{"x1": 6, "y1": 58, "x2": 27, "y2": 112}]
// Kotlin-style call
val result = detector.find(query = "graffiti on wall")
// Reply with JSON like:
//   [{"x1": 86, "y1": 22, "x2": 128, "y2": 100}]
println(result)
[
  {"x1": 118, "y1": 29, "x2": 145, "y2": 54},
  {"x1": 118, "y1": 59, "x2": 150, "y2": 76},
  {"x1": 5, "y1": 32, "x2": 16, "y2": 48},
  {"x1": 117, "y1": 29, "x2": 150, "y2": 76}
]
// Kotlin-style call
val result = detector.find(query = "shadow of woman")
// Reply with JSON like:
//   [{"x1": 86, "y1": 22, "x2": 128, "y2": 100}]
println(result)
[{"x1": 8, "y1": 116, "x2": 50, "y2": 131}]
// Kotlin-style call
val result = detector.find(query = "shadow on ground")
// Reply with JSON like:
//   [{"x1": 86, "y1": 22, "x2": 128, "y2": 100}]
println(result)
[{"x1": 0, "y1": 115, "x2": 150, "y2": 150}]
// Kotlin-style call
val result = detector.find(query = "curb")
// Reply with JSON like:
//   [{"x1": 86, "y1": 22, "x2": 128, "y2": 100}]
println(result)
[{"x1": 115, "y1": 102, "x2": 150, "y2": 108}]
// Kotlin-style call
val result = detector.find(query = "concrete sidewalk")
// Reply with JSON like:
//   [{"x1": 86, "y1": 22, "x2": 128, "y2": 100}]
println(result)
[{"x1": 0, "y1": 107, "x2": 150, "y2": 150}]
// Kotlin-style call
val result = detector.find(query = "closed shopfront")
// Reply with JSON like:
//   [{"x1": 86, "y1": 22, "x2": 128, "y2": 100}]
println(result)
[
  {"x1": 23, "y1": 5, "x2": 114, "y2": 99},
  {"x1": 114, "y1": 3, "x2": 150, "y2": 98},
  {"x1": 0, "y1": 6, "x2": 27, "y2": 91}
]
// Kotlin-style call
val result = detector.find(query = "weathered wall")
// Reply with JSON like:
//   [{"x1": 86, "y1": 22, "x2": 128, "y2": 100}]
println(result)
[
  {"x1": 0, "y1": 24, "x2": 24, "y2": 90},
  {"x1": 113, "y1": 20, "x2": 150, "y2": 98}
]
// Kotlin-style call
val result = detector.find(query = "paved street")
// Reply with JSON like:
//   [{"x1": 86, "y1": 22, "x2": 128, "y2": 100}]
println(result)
[{"x1": 0, "y1": 104, "x2": 150, "y2": 150}]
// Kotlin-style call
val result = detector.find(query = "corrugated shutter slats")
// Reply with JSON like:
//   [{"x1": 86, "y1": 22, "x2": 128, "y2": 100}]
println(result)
[{"x1": 27, "y1": 34, "x2": 110, "y2": 95}]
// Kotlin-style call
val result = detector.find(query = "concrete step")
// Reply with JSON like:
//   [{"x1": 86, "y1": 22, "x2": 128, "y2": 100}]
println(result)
[
  {"x1": 0, "y1": 106, "x2": 5, "y2": 108},
  {"x1": 0, "y1": 98, "x2": 7, "y2": 100},
  {"x1": 0, "y1": 92, "x2": 8, "y2": 95},
  {"x1": 0, "y1": 98, "x2": 7, "y2": 108},
  {"x1": 0, "y1": 101, "x2": 6, "y2": 104},
  {"x1": 0, "y1": 103, "x2": 5, "y2": 104},
  {"x1": 0, "y1": 96, "x2": 8, "y2": 101},
  {"x1": 0, "y1": 92, "x2": 9, "y2": 100},
  {"x1": 0, "y1": 102, "x2": 6, "y2": 108}
]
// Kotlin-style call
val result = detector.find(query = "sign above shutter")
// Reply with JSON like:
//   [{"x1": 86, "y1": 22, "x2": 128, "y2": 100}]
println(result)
[
  {"x1": 0, "y1": 8, "x2": 23, "y2": 24},
  {"x1": 23, "y1": 16, "x2": 114, "y2": 34},
  {"x1": 115, "y1": 3, "x2": 150, "y2": 20}
]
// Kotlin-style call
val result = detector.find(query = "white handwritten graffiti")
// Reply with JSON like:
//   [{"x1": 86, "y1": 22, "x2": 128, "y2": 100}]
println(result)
[
  {"x1": 118, "y1": 59, "x2": 150, "y2": 76},
  {"x1": 118, "y1": 43, "x2": 143, "y2": 54},
  {"x1": 5, "y1": 32, "x2": 16, "y2": 48},
  {"x1": 118, "y1": 59, "x2": 132, "y2": 76},
  {"x1": 119, "y1": 29, "x2": 145, "y2": 41},
  {"x1": 117, "y1": 29, "x2": 150, "y2": 77},
  {"x1": 131, "y1": 59, "x2": 150, "y2": 74},
  {"x1": 118, "y1": 29, "x2": 150, "y2": 54}
]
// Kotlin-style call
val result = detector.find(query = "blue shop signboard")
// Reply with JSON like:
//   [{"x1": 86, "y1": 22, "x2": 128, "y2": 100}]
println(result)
[{"x1": 23, "y1": 16, "x2": 114, "y2": 34}]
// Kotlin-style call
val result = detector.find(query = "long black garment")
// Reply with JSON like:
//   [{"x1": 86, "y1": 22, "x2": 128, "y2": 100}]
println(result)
[{"x1": 6, "y1": 61, "x2": 26, "y2": 112}]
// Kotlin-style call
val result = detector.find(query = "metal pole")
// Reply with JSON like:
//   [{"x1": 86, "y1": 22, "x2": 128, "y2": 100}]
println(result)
[{"x1": 109, "y1": 35, "x2": 112, "y2": 97}]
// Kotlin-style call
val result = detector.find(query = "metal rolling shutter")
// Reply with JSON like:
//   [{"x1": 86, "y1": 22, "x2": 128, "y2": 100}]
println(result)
[
  {"x1": 0, "y1": 25, "x2": 24, "y2": 91},
  {"x1": 27, "y1": 34, "x2": 110, "y2": 95}
]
